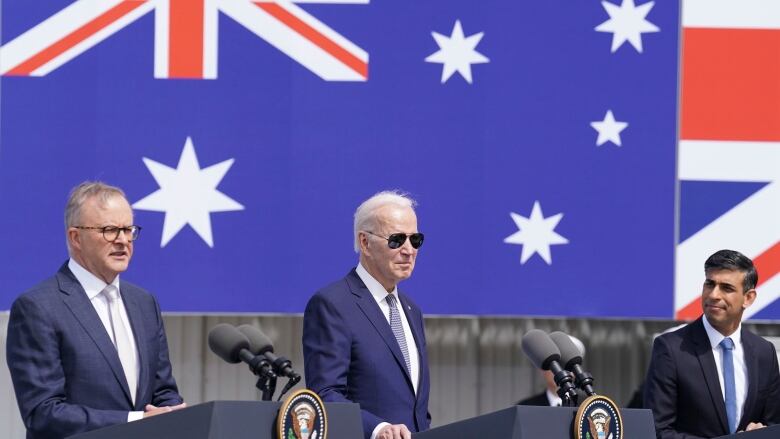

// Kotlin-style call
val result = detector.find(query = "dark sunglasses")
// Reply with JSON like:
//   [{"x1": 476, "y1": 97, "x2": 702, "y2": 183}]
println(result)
[{"x1": 364, "y1": 231, "x2": 424, "y2": 249}]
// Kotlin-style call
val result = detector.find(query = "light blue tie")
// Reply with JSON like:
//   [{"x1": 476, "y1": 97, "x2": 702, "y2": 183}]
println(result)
[
  {"x1": 386, "y1": 294, "x2": 411, "y2": 376},
  {"x1": 720, "y1": 337, "x2": 737, "y2": 433}
]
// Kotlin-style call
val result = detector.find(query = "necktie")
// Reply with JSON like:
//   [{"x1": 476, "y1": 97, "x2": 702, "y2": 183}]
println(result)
[
  {"x1": 720, "y1": 337, "x2": 737, "y2": 433},
  {"x1": 104, "y1": 285, "x2": 138, "y2": 404},
  {"x1": 386, "y1": 294, "x2": 411, "y2": 376}
]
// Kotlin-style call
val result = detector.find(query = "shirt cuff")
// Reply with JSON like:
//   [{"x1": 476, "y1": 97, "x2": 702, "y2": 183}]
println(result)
[
  {"x1": 127, "y1": 411, "x2": 144, "y2": 422},
  {"x1": 370, "y1": 422, "x2": 391, "y2": 439}
]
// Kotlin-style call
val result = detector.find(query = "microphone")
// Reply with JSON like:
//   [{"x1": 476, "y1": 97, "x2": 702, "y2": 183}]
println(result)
[
  {"x1": 521, "y1": 329, "x2": 578, "y2": 405},
  {"x1": 236, "y1": 324, "x2": 301, "y2": 381},
  {"x1": 208, "y1": 323, "x2": 275, "y2": 379},
  {"x1": 549, "y1": 331, "x2": 596, "y2": 396}
]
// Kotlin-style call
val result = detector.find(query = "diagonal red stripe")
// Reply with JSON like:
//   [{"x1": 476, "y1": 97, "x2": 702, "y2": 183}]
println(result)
[
  {"x1": 675, "y1": 241, "x2": 780, "y2": 320},
  {"x1": 253, "y1": 2, "x2": 367, "y2": 79},
  {"x1": 6, "y1": 1, "x2": 149, "y2": 76}
]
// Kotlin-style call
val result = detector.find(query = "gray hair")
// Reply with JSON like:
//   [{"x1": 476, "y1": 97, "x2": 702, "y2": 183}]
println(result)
[
  {"x1": 65, "y1": 181, "x2": 127, "y2": 253},
  {"x1": 353, "y1": 190, "x2": 417, "y2": 253}
]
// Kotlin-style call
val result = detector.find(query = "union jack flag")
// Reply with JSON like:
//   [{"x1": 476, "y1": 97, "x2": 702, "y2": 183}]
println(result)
[{"x1": 675, "y1": 0, "x2": 780, "y2": 320}]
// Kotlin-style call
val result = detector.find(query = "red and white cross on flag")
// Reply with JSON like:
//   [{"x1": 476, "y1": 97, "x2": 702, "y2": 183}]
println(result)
[
  {"x1": 675, "y1": 0, "x2": 780, "y2": 320},
  {"x1": 0, "y1": 0, "x2": 369, "y2": 81}
]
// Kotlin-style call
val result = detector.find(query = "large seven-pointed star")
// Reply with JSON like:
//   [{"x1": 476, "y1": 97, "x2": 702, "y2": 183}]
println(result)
[
  {"x1": 504, "y1": 201, "x2": 569, "y2": 265},
  {"x1": 425, "y1": 20, "x2": 489, "y2": 84},
  {"x1": 133, "y1": 137, "x2": 244, "y2": 248},
  {"x1": 595, "y1": 0, "x2": 659, "y2": 53}
]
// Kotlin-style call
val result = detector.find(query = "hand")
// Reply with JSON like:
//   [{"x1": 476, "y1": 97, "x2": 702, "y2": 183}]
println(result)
[
  {"x1": 143, "y1": 402, "x2": 187, "y2": 418},
  {"x1": 376, "y1": 423, "x2": 411, "y2": 439},
  {"x1": 744, "y1": 422, "x2": 765, "y2": 431}
]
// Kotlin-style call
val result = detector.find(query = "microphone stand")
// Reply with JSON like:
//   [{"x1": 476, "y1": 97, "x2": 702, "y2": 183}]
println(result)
[{"x1": 257, "y1": 375, "x2": 277, "y2": 401}]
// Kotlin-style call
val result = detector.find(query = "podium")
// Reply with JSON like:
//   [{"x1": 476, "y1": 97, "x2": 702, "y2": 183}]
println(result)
[
  {"x1": 413, "y1": 406, "x2": 656, "y2": 439},
  {"x1": 716, "y1": 425, "x2": 780, "y2": 438},
  {"x1": 68, "y1": 401, "x2": 364, "y2": 439}
]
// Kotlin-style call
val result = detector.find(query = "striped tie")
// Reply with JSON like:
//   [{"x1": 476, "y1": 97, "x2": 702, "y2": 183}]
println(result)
[{"x1": 386, "y1": 294, "x2": 411, "y2": 376}]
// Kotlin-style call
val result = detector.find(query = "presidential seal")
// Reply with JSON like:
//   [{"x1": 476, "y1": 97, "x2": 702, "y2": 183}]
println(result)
[
  {"x1": 574, "y1": 395, "x2": 623, "y2": 439},
  {"x1": 277, "y1": 389, "x2": 327, "y2": 439}
]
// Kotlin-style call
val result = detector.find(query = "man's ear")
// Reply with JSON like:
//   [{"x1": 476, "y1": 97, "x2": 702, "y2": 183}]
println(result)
[
  {"x1": 743, "y1": 289, "x2": 757, "y2": 309},
  {"x1": 67, "y1": 228, "x2": 81, "y2": 252}
]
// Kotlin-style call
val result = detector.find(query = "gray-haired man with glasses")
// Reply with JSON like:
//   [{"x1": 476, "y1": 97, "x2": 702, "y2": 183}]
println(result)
[{"x1": 6, "y1": 181, "x2": 185, "y2": 439}]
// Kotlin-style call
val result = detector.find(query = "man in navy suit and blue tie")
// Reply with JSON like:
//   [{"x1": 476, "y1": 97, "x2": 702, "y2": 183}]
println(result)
[
  {"x1": 644, "y1": 249, "x2": 780, "y2": 438},
  {"x1": 6, "y1": 181, "x2": 185, "y2": 439},
  {"x1": 303, "y1": 190, "x2": 431, "y2": 439}
]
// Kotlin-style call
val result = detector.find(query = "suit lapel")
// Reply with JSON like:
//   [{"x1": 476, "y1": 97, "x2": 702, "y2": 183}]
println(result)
[
  {"x1": 57, "y1": 265, "x2": 134, "y2": 406},
  {"x1": 122, "y1": 286, "x2": 148, "y2": 409},
  {"x1": 346, "y1": 271, "x2": 415, "y2": 390},
  {"x1": 399, "y1": 293, "x2": 425, "y2": 398},
  {"x1": 739, "y1": 330, "x2": 759, "y2": 430},
  {"x1": 692, "y1": 319, "x2": 729, "y2": 435}
]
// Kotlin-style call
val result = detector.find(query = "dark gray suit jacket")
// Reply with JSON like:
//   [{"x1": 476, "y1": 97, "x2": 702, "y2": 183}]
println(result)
[
  {"x1": 644, "y1": 318, "x2": 780, "y2": 438},
  {"x1": 6, "y1": 263, "x2": 182, "y2": 439}
]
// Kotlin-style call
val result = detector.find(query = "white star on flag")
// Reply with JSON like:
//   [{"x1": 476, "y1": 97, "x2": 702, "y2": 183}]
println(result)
[
  {"x1": 595, "y1": 0, "x2": 659, "y2": 53},
  {"x1": 133, "y1": 137, "x2": 244, "y2": 248},
  {"x1": 591, "y1": 110, "x2": 629, "y2": 146},
  {"x1": 425, "y1": 20, "x2": 489, "y2": 84},
  {"x1": 504, "y1": 201, "x2": 569, "y2": 265}
]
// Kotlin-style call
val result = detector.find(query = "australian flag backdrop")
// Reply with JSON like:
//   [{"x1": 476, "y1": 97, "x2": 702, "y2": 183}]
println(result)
[{"x1": 1, "y1": 0, "x2": 777, "y2": 318}]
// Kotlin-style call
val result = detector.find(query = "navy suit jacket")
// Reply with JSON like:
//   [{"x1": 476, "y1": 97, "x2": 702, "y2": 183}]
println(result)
[
  {"x1": 644, "y1": 318, "x2": 780, "y2": 438},
  {"x1": 302, "y1": 269, "x2": 431, "y2": 439},
  {"x1": 6, "y1": 263, "x2": 183, "y2": 439}
]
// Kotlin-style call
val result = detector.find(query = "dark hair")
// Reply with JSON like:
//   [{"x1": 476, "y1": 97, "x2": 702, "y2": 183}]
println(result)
[{"x1": 704, "y1": 249, "x2": 758, "y2": 292}]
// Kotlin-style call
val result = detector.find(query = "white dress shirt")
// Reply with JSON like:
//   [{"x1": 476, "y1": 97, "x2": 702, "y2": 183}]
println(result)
[
  {"x1": 356, "y1": 263, "x2": 421, "y2": 439},
  {"x1": 702, "y1": 316, "x2": 748, "y2": 425},
  {"x1": 545, "y1": 389, "x2": 563, "y2": 407},
  {"x1": 68, "y1": 259, "x2": 143, "y2": 421}
]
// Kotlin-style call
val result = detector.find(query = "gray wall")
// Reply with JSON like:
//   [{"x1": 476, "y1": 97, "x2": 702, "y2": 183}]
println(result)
[{"x1": 2, "y1": 312, "x2": 779, "y2": 438}]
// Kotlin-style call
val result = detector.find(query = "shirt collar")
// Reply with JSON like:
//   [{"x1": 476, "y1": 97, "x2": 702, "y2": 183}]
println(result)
[
  {"x1": 702, "y1": 315, "x2": 742, "y2": 349},
  {"x1": 545, "y1": 388, "x2": 562, "y2": 406},
  {"x1": 356, "y1": 262, "x2": 398, "y2": 306},
  {"x1": 68, "y1": 258, "x2": 120, "y2": 300}
]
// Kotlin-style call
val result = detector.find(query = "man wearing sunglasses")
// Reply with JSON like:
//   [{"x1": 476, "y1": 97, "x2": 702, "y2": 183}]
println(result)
[
  {"x1": 303, "y1": 190, "x2": 431, "y2": 439},
  {"x1": 6, "y1": 181, "x2": 185, "y2": 439}
]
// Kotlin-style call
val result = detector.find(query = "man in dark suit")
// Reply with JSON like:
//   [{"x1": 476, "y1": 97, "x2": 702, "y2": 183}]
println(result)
[
  {"x1": 6, "y1": 181, "x2": 185, "y2": 439},
  {"x1": 644, "y1": 249, "x2": 780, "y2": 438},
  {"x1": 303, "y1": 190, "x2": 430, "y2": 439}
]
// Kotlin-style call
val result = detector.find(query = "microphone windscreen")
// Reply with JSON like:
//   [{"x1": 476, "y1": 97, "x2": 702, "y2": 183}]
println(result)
[
  {"x1": 550, "y1": 331, "x2": 584, "y2": 370},
  {"x1": 521, "y1": 329, "x2": 561, "y2": 370},
  {"x1": 208, "y1": 323, "x2": 250, "y2": 363},
  {"x1": 237, "y1": 324, "x2": 274, "y2": 355}
]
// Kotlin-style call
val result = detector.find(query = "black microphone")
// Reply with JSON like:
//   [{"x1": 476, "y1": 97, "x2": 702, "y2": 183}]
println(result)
[
  {"x1": 550, "y1": 331, "x2": 596, "y2": 396},
  {"x1": 236, "y1": 324, "x2": 301, "y2": 381},
  {"x1": 208, "y1": 323, "x2": 275, "y2": 379},
  {"x1": 521, "y1": 329, "x2": 578, "y2": 405}
]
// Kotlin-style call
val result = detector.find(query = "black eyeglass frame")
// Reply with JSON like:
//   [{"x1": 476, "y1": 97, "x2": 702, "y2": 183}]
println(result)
[
  {"x1": 73, "y1": 225, "x2": 142, "y2": 242},
  {"x1": 363, "y1": 230, "x2": 424, "y2": 249}
]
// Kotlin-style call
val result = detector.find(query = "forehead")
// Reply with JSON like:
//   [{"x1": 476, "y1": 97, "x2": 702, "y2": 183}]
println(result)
[
  {"x1": 705, "y1": 268, "x2": 745, "y2": 286},
  {"x1": 374, "y1": 204, "x2": 416, "y2": 228},
  {"x1": 81, "y1": 195, "x2": 133, "y2": 221}
]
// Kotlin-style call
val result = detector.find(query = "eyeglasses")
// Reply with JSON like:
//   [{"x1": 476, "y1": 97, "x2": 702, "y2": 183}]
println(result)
[
  {"x1": 74, "y1": 225, "x2": 142, "y2": 242},
  {"x1": 364, "y1": 231, "x2": 424, "y2": 249}
]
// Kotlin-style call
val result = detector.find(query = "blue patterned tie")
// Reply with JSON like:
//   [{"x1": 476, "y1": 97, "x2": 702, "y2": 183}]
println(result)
[
  {"x1": 720, "y1": 337, "x2": 737, "y2": 433},
  {"x1": 386, "y1": 294, "x2": 411, "y2": 375}
]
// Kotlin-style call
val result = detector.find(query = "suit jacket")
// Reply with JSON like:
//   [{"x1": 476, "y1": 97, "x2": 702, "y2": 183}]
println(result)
[
  {"x1": 302, "y1": 268, "x2": 431, "y2": 439},
  {"x1": 517, "y1": 391, "x2": 551, "y2": 406},
  {"x1": 6, "y1": 263, "x2": 183, "y2": 439},
  {"x1": 644, "y1": 318, "x2": 780, "y2": 438}
]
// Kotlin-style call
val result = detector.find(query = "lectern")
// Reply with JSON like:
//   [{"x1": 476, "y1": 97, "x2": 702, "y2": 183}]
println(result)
[
  {"x1": 68, "y1": 400, "x2": 363, "y2": 439},
  {"x1": 413, "y1": 405, "x2": 656, "y2": 439}
]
